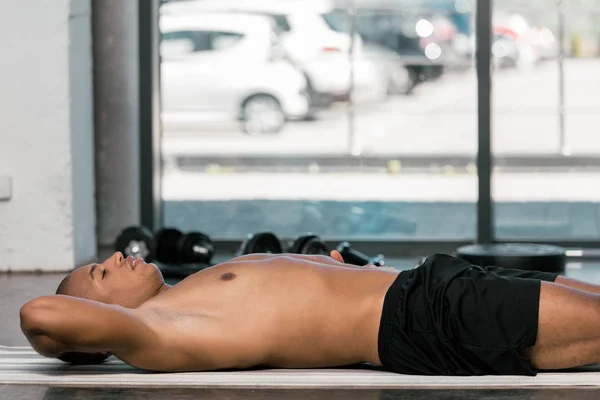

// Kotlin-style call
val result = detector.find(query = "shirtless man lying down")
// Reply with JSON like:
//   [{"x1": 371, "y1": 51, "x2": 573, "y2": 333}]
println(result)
[{"x1": 19, "y1": 251, "x2": 600, "y2": 375}]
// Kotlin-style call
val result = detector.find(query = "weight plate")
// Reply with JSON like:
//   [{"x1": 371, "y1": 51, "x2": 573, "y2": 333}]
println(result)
[
  {"x1": 238, "y1": 232, "x2": 283, "y2": 255},
  {"x1": 288, "y1": 234, "x2": 320, "y2": 254},
  {"x1": 114, "y1": 226, "x2": 156, "y2": 262},
  {"x1": 155, "y1": 228, "x2": 183, "y2": 265},
  {"x1": 456, "y1": 243, "x2": 566, "y2": 273},
  {"x1": 301, "y1": 238, "x2": 330, "y2": 255},
  {"x1": 177, "y1": 231, "x2": 215, "y2": 264}
]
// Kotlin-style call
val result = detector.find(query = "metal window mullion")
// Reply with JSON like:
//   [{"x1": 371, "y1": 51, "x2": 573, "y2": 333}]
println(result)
[
  {"x1": 139, "y1": 0, "x2": 163, "y2": 232},
  {"x1": 476, "y1": 0, "x2": 494, "y2": 244}
]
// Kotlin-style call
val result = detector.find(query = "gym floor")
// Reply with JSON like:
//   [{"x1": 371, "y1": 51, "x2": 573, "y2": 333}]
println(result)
[{"x1": 3, "y1": 258, "x2": 600, "y2": 400}]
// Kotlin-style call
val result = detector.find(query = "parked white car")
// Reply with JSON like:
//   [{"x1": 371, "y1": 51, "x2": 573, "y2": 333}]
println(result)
[
  {"x1": 160, "y1": 13, "x2": 310, "y2": 135},
  {"x1": 161, "y1": 0, "x2": 388, "y2": 108}
]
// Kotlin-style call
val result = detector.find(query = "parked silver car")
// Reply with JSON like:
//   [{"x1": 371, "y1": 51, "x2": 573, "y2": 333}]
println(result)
[{"x1": 160, "y1": 13, "x2": 310, "y2": 135}]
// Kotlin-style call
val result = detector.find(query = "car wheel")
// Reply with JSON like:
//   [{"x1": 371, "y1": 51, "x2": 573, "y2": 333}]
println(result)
[
  {"x1": 301, "y1": 79, "x2": 320, "y2": 121},
  {"x1": 241, "y1": 95, "x2": 286, "y2": 136},
  {"x1": 388, "y1": 66, "x2": 418, "y2": 96}
]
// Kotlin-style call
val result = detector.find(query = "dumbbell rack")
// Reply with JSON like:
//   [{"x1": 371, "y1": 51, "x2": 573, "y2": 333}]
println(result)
[{"x1": 116, "y1": 228, "x2": 390, "y2": 281}]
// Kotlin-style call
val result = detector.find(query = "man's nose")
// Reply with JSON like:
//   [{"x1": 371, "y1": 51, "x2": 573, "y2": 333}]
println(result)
[{"x1": 109, "y1": 251, "x2": 124, "y2": 266}]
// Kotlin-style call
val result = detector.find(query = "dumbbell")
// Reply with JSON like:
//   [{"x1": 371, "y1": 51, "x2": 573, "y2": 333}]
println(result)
[
  {"x1": 114, "y1": 226, "x2": 157, "y2": 262},
  {"x1": 237, "y1": 231, "x2": 284, "y2": 255},
  {"x1": 336, "y1": 241, "x2": 386, "y2": 267},
  {"x1": 238, "y1": 232, "x2": 331, "y2": 256},
  {"x1": 287, "y1": 233, "x2": 330, "y2": 255},
  {"x1": 155, "y1": 228, "x2": 215, "y2": 265},
  {"x1": 115, "y1": 226, "x2": 214, "y2": 265}
]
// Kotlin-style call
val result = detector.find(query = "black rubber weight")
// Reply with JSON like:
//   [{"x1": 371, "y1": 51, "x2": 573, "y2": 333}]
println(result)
[
  {"x1": 301, "y1": 238, "x2": 330, "y2": 255},
  {"x1": 456, "y1": 243, "x2": 566, "y2": 273},
  {"x1": 239, "y1": 232, "x2": 283, "y2": 255},
  {"x1": 288, "y1": 234, "x2": 329, "y2": 255},
  {"x1": 177, "y1": 232, "x2": 214, "y2": 264},
  {"x1": 114, "y1": 226, "x2": 157, "y2": 262},
  {"x1": 155, "y1": 228, "x2": 183, "y2": 265},
  {"x1": 288, "y1": 234, "x2": 317, "y2": 253}
]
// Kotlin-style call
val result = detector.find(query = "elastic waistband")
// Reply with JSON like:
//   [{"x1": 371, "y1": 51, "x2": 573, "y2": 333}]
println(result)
[{"x1": 377, "y1": 269, "x2": 414, "y2": 369}]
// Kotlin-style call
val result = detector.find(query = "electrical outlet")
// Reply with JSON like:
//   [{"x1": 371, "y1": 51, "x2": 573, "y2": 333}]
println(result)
[{"x1": 0, "y1": 176, "x2": 12, "y2": 201}]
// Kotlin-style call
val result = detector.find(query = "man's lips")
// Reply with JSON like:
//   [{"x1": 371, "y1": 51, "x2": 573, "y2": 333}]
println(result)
[
  {"x1": 132, "y1": 258, "x2": 145, "y2": 269},
  {"x1": 125, "y1": 255, "x2": 144, "y2": 270}
]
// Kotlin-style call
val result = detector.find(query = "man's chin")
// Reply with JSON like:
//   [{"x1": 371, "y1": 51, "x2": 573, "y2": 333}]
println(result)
[{"x1": 148, "y1": 263, "x2": 164, "y2": 278}]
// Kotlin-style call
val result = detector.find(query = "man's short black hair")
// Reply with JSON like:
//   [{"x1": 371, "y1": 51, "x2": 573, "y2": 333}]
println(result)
[{"x1": 55, "y1": 273, "x2": 72, "y2": 295}]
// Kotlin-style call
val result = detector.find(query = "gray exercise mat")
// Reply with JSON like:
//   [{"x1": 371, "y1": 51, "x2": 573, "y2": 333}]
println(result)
[{"x1": 2, "y1": 346, "x2": 600, "y2": 388}]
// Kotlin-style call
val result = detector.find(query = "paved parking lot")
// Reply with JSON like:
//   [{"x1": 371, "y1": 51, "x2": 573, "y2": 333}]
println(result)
[
  {"x1": 161, "y1": 59, "x2": 600, "y2": 240},
  {"x1": 162, "y1": 59, "x2": 600, "y2": 156}
]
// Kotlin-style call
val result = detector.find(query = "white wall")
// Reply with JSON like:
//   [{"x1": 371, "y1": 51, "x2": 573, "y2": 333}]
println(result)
[{"x1": 0, "y1": 0, "x2": 96, "y2": 271}]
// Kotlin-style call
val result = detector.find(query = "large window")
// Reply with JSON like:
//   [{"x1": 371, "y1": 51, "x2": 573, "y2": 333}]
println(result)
[
  {"x1": 158, "y1": 0, "x2": 478, "y2": 243},
  {"x1": 491, "y1": 0, "x2": 600, "y2": 241}
]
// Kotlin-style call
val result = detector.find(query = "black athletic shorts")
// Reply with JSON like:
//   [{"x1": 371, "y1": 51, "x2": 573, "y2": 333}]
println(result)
[{"x1": 377, "y1": 254, "x2": 559, "y2": 376}]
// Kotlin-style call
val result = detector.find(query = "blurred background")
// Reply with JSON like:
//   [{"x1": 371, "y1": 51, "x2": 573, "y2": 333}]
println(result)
[
  {"x1": 157, "y1": 0, "x2": 600, "y2": 245},
  {"x1": 1, "y1": 0, "x2": 599, "y2": 272}
]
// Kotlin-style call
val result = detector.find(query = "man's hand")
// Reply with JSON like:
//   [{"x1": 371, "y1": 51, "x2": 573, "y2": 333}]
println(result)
[
  {"x1": 330, "y1": 250, "x2": 378, "y2": 268},
  {"x1": 329, "y1": 250, "x2": 345, "y2": 264},
  {"x1": 330, "y1": 250, "x2": 397, "y2": 271}
]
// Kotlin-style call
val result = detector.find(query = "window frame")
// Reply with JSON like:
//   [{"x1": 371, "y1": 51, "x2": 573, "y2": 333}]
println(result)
[{"x1": 139, "y1": 0, "x2": 600, "y2": 259}]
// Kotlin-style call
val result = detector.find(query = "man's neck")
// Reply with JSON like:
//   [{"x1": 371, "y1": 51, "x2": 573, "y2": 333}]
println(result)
[
  {"x1": 155, "y1": 283, "x2": 171, "y2": 296},
  {"x1": 136, "y1": 283, "x2": 173, "y2": 309}
]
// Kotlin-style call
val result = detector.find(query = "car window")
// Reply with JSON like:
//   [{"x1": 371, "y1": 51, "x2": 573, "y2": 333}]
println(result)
[
  {"x1": 161, "y1": 30, "x2": 210, "y2": 58},
  {"x1": 321, "y1": 9, "x2": 348, "y2": 33},
  {"x1": 210, "y1": 31, "x2": 244, "y2": 50},
  {"x1": 271, "y1": 14, "x2": 291, "y2": 32},
  {"x1": 161, "y1": 30, "x2": 244, "y2": 58}
]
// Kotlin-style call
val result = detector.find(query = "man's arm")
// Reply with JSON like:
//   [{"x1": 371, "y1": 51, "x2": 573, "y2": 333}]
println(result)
[{"x1": 20, "y1": 295, "x2": 157, "y2": 360}]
